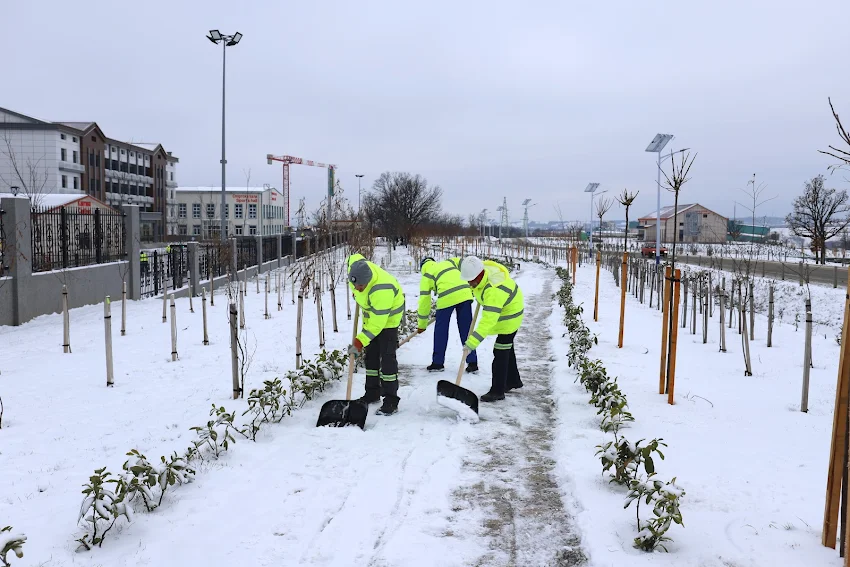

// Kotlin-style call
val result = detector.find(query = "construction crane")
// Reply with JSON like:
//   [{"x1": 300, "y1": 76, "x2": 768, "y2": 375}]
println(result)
[
  {"x1": 266, "y1": 154, "x2": 337, "y2": 227},
  {"x1": 522, "y1": 198, "x2": 537, "y2": 239}
]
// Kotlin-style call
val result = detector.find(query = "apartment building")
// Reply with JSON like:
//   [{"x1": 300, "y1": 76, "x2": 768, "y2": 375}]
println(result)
[
  {"x1": 0, "y1": 107, "x2": 177, "y2": 241},
  {"x1": 174, "y1": 186, "x2": 288, "y2": 239}
]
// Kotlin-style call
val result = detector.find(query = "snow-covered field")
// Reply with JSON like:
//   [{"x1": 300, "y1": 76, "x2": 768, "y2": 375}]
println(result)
[
  {"x1": 549, "y1": 262, "x2": 843, "y2": 566},
  {"x1": 2, "y1": 243, "x2": 845, "y2": 566}
]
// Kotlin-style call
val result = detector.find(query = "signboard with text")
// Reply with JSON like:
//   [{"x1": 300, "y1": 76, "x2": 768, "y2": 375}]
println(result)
[{"x1": 234, "y1": 194, "x2": 259, "y2": 204}]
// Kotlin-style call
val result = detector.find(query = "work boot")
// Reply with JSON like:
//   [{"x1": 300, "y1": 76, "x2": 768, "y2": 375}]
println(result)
[
  {"x1": 465, "y1": 362, "x2": 479, "y2": 374},
  {"x1": 480, "y1": 390, "x2": 505, "y2": 402},
  {"x1": 427, "y1": 363, "x2": 445, "y2": 372},
  {"x1": 506, "y1": 380, "x2": 524, "y2": 392},
  {"x1": 356, "y1": 374, "x2": 381, "y2": 405},
  {"x1": 377, "y1": 380, "x2": 400, "y2": 415}
]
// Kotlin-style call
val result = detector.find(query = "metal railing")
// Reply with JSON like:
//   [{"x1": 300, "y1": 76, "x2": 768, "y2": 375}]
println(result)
[
  {"x1": 140, "y1": 247, "x2": 190, "y2": 299},
  {"x1": 31, "y1": 206, "x2": 125, "y2": 273},
  {"x1": 199, "y1": 241, "x2": 231, "y2": 280},
  {"x1": 262, "y1": 236, "x2": 278, "y2": 263},
  {"x1": 235, "y1": 237, "x2": 257, "y2": 270}
]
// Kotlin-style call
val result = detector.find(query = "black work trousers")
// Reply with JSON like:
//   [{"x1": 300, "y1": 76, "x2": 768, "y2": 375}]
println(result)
[
  {"x1": 364, "y1": 327, "x2": 399, "y2": 384},
  {"x1": 490, "y1": 331, "x2": 522, "y2": 395}
]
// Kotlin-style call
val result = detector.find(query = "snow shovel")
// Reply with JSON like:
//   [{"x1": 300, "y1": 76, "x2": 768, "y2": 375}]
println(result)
[
  {"x1": 397, "y1": 317, "x2": 435, "y2": 349},
  {"x1": 436, "y1": 304, "x2": 480, "y2": 418},
  {"x1": 316, "y1": 305, "x2": 368, "y2": 429}
]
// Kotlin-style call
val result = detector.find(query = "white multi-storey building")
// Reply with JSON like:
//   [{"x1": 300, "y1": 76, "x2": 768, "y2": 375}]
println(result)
[{"x1": 174, "y1": 186, "x2": 288, "y2": 239}]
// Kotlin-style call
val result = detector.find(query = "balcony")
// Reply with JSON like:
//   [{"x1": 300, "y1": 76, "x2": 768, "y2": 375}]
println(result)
[
  {"x1": 58, "y1": 161, "x2": 85, "y2": 174},
  {"x1": 166, "y1": 180, "x2": 178, "y2": 188}
]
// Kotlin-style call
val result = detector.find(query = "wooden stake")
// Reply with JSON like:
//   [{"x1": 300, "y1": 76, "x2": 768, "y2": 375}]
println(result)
[
  {"x1": 210, "y1": 270, "x2": 215, "y2": 306},
  {"x1": 719, "y1": 289, "x2": 727, "y2": 352},
  {"x1": 768, "y1": 284, "x2": 774, "y2": 347},
  {"x1": 749, "y1": 280, "x2": 755, "y2": 340},
  {"x1": 202, "y1": 288, "x2": 209, "y2": 345},
  {"x1": 62, "y1": 285, "x2": 71, "y2": 353},
  {"x1": 618, "y1": 252, "x2": 627, "y2": 348},
  {"x1": 265, "y1": 275, "x2": 271, "y2": 319},
  {"x1": 802, "y1": 309, "x2": 813, "y2": 412},
  {"x1": 296, "y1": 289, "x2": 304, "y2": 369},
  {"x1": 316, "y1": 283, "x2": 325, "y2": 349},
  {"x1": 162, "y1": 275, "x2": 168, "y2": 323},
  {"x1": 239, "y1": 286, "x2": 246, "y2": 330},
  {"x1": 104, "y1": 296, "x2": 114, "y2": 387},
  {"x1": 121, "y1": 280, "x2": 127, "y2": 336},
  {"x1": 277, "y1": 273, "x2": 283, "y2": 311},
  {"x1": 330, "y1": 283, "x2": 339, "y2": 332},
  {"x1": 229, "y1": 302, "x2": 239, "y2": 399},
  {"x1": 593, "y1": 251, "x2": 601, "y2": 321},
  {"x1": 170, "y1": 294, "x2": 178, "y2": 362},
  {"x1": 659, "y1": 266, "x2": 672, "y2": 395},
  {"x1": 668, "y1": 269, "x2": 682, "y2": 405}
]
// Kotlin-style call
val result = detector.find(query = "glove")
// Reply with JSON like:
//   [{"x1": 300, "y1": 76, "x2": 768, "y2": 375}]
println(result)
[
  {"x1": 417, "y1": 328, "x2": 426, "y2": 334},
  {"x1": 354, "y1": 337, "x2": 363, "y2": 351},
  {"x1": 347, "y1": 344, "x2": 359, "y2": 356}
]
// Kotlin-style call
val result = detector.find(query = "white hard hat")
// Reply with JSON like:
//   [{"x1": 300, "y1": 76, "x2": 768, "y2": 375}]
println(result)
[{"x1": 460, "y1": 256, "x2": 485, "y2": 281}]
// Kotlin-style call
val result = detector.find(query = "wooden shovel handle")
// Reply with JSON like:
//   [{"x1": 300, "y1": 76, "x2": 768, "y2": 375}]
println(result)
[
  {"x1": 346, "y1": 304, "x2": 360, "y2": 401},
  {"x1": 455, "y1": 303, "x2": 481, "y2": 386},
  {"x1": 398, "y1": 317, "x2": 436, "y2": 349}
]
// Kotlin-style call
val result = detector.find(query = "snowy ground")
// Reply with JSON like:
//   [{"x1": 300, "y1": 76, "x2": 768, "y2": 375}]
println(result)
[
  {"x1": 549, "y1": 262, "x2": 844, "y2": 566},
  {"x1": 3, "y1": 243, "x2": 844, "y2": 566}
]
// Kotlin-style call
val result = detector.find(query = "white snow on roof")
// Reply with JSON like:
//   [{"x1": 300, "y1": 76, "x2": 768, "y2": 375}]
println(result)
[
  {"x1": 176, "y1": 186, "x2": 279, "y2": 193},
  {"x1": 38, "y1": 192, "x2": 90, "y2": 208}
]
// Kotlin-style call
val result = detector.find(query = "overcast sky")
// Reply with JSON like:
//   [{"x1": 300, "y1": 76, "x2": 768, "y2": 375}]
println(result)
[{"x1": 4, "y1": 0, "x2": 850, "y2": 224}]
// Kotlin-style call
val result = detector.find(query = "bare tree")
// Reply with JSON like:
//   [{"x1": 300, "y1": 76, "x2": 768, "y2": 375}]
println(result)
[
  {"x1": 819, "y1": 98, "x2": 850, "y2": 171},
  {"x1": 615, "y1": 189, "x2": 640, "y2": 252},
  {"x1": 660, "y1": 151, "x2": 698, "y2": 272},
  {"x1": 785, "y1": 174, "x2": 850, "y2": 264},
  {"x1": 0, "y1": 127, "x2": 52, "y2": 207},
  {"x1": 369, "y1": 172, "x2": 442, "y2": 243},
  {"x1": 595, "y1": 196, "x2": 613, "y2": 246}
]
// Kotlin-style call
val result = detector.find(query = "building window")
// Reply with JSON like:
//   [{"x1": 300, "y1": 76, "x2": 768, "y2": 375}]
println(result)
[
  {"x1": 206, "y1": 203, "x2": 215, "y2": 218},
  {"x1": 61, "y1": 175, "x2": 67, "y2": 188},
  {"x1": 89, "y1": 152, "x2": 95, "y2": 166},
  {"x1": 179, "y1": 203, "x2": 187, "y2": 218},
  {"x1": 235, "y1": 204, "x2": 243, "y2": 219},
  {"x1": 96, "y1": 154, "x2": 100, "y2": 167},
  {"x1": 169, "y1": 171, "x2": 173, "y2": 181},
  {"x1": 72, "y1": 137, "x2": 77, "y2": 143},
  {"x1": 120, "y1": 149, "x2": 125, "y2": 155},
  {"x1": 91, "y1": 136, "x2": 96, "y2": 142},
  {"x1": 179, "y1": 225, "x2": 188, "y2": 236},
  {"x1": 192, "y1": 203, "x2": 201, "y2": 218},
  {"x1": 73, "y1": 150, "x2": 78, "y2": 164},
  {"x1": 193, "y1": 225, "x2": 201, "y2": 236},
  {"x1": 61, "y1": 133, "x2": 66, "y2": 140},
  {"x1": 235, "y1": 225, "x2": 243, "y2": 236},
  {"x1": 249, "y1": 225, "x2": 257, "y2": 235},
  {"x1": 130, "y1": 152, "x2": 134, "y2": 158},
  {"x1": 249, "y1": 204, "x2": 257, "y2": 219},
  {"x1": 61, "y1": 148, "x2": 67, "y2": 161},
  {"x1": 73, "y1": 177, "x2": 79, "y2": 190}
]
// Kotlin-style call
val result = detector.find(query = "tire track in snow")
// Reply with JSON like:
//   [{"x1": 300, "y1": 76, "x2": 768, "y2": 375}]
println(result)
[{"x1": 451, "y1": 272, "x2": 588, "y2": 566}]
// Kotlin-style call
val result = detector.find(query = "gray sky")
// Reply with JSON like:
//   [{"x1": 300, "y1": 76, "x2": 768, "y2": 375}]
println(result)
[{"x1": 4, "y1": 0, "x2": 849, "y2": 224}]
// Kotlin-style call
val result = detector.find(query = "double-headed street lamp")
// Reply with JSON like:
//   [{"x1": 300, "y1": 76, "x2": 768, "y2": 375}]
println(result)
[
  {"x1": 207, "y1": 29, "x2": 243, "y2": 241},
  {"x1": 645, "y1": 134, "x2": 674, "y2": 264}
]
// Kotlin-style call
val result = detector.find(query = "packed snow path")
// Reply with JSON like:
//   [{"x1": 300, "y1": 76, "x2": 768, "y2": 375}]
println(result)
[{"x1": 38, "y1": 260, "x2": 586, "y2": 567}]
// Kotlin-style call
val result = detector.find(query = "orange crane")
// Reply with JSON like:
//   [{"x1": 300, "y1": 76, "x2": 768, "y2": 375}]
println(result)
[{"x1": 267, "y1": 154, "x2": 336, "y2": 227}]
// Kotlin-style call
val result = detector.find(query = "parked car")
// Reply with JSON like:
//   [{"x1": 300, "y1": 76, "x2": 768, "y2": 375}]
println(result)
[{"x1": 641, "y1": 244, "x2": 668, "y2": 257}]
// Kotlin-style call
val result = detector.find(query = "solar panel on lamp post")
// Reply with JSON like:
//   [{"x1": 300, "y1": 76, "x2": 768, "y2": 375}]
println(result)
[
  {"x1": 584, "y1": 183, "x2": 600, "y2": 248},
  {"x1": 645, "y1": 134, "x2": 673, "y2": 264}
]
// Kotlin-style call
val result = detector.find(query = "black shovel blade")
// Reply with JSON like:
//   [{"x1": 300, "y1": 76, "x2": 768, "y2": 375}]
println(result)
[
  {"x1": 316, "y1": 399, "x2": 368, "y2": 429},
  {"x1": 436, "y1": 380, "x2": 479, "y2": 416}
]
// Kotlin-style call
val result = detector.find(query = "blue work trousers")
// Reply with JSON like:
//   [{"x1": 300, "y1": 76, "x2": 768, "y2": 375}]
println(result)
[{"x1": 432, "y1": 300, "x2": 477, "y2": 365}]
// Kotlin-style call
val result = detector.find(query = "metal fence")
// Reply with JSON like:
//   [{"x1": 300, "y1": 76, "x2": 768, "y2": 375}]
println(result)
[
  {"x1": 262, "y1": 236, "x2": 278, "y2": 263},
  {"x1": 199, "y1": 241, "x2": 231, "y2": 280},
  {"x1": 235, "y1": 237, "x2": 257, "y2": 270},
  {"x1": 140, "y1": 247, "x2": 190, "y2": 299},
  {"x1": 31, "y1": 207, "x2": 125, "y2": 273}
]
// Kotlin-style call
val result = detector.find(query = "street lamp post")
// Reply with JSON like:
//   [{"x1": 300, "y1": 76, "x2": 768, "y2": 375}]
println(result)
[
  {"x1": 584, "y1": 183, "x2": 600, "y2": 248},
  {"x1": 645, "y1": 134, "x2": 674, "y2": 265},
  {"x1": 356, "y1": 174, "x2": 364, "y2": 220},
  {"x1": 207, "y1": 29, "x2": 243, "y2": 242}
]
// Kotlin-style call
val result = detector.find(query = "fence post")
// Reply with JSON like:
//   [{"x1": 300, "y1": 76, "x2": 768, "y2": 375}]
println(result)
[
  {"x1": 835, "y1": 266, "x2": 839, "y2": 289},
  {"x1": 230, "y1": 302, "x2": 240, "y2": 399},
  {"x1": 2, "y1": 197, "x2": 33, "y2": 326},
  {"x1": 188, "y1": 242, "x2": 199, "y2": 297},
  {"x1": 256, "y1": 235, "x2": 264, "y2": 274},
  {"x1": 104, "y1": 296, "x2": 114, "y2": 386},
  {"x1": 230, "y1": 238, "x2": 238, "y2": 282},
  {"x1": 121, "y1": 205, "x2": 141, "y2": 300},
  {"x1": 60, "y1": 207, "x2": 69, "y2": 269},
  {"x1": 276, "y1": 234, "x2": 283, "y2": 269}
]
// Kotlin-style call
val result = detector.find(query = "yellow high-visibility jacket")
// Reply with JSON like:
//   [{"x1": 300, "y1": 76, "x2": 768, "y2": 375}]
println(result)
[
  {"x1": 417, "y1": 259, "x2": 472, "y2": 328},
  {"x1": 465, "y1": 260, "x2": 524, "y2": 350},
  {"x1": 352, "y1": 261, "x2": 405, "y2": 347}
]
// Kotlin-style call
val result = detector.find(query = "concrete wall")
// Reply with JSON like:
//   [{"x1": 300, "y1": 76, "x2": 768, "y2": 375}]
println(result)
[
  {"x1": 0, "y1": 277, "x2": 14, "y2": 326},
  {"x1": 27, "y1": 262, "x2": 128, "y2": 317}
]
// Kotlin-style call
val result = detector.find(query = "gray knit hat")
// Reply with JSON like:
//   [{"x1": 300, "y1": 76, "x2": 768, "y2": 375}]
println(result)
[{"x1": 349, "y1": 260, "x2": 373, "y2": 285}]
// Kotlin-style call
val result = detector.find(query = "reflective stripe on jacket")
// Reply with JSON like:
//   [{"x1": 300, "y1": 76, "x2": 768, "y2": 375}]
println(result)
[
  {"x1": 466, "y1": 260, "x2": 524, "y2": 350},
  {"x1": 352, "y1": 262, "x2": 405, "y2": 347},
  {"x1": 417, "y1": 259, "x2": 472, "y2": 327}
]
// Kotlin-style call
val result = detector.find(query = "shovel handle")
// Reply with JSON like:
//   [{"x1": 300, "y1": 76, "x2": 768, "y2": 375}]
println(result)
[
  {"x1": 398, "y1": 317, "x2": 435, "y2": 348},
  {"x1": 455, "y1": 303, "x2": 481, "y2": 386},
  {"x1": 346, "y1": 304, "x2": 360, "y2": 401}
]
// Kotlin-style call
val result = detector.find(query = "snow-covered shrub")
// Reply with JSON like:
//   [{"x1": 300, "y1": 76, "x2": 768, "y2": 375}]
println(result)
[
  {"x1": 242, "y1": 378, "x2": 290, "y2": 440},
  {"x1": 188, "y1": 405, "x2": 239, "y2": 460},
  {"x1": 76, "y1": 467, "x2": 132, "y2": 550},
  {"x1": 595, "y1": 437, "x2": 666, "y2": 486},
  {"x1": 0, "y1": 527, "x2": 26, "y2": 566},
  {"x1": 625, "y1": 475, "x2": 685, "y2": 552}
]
